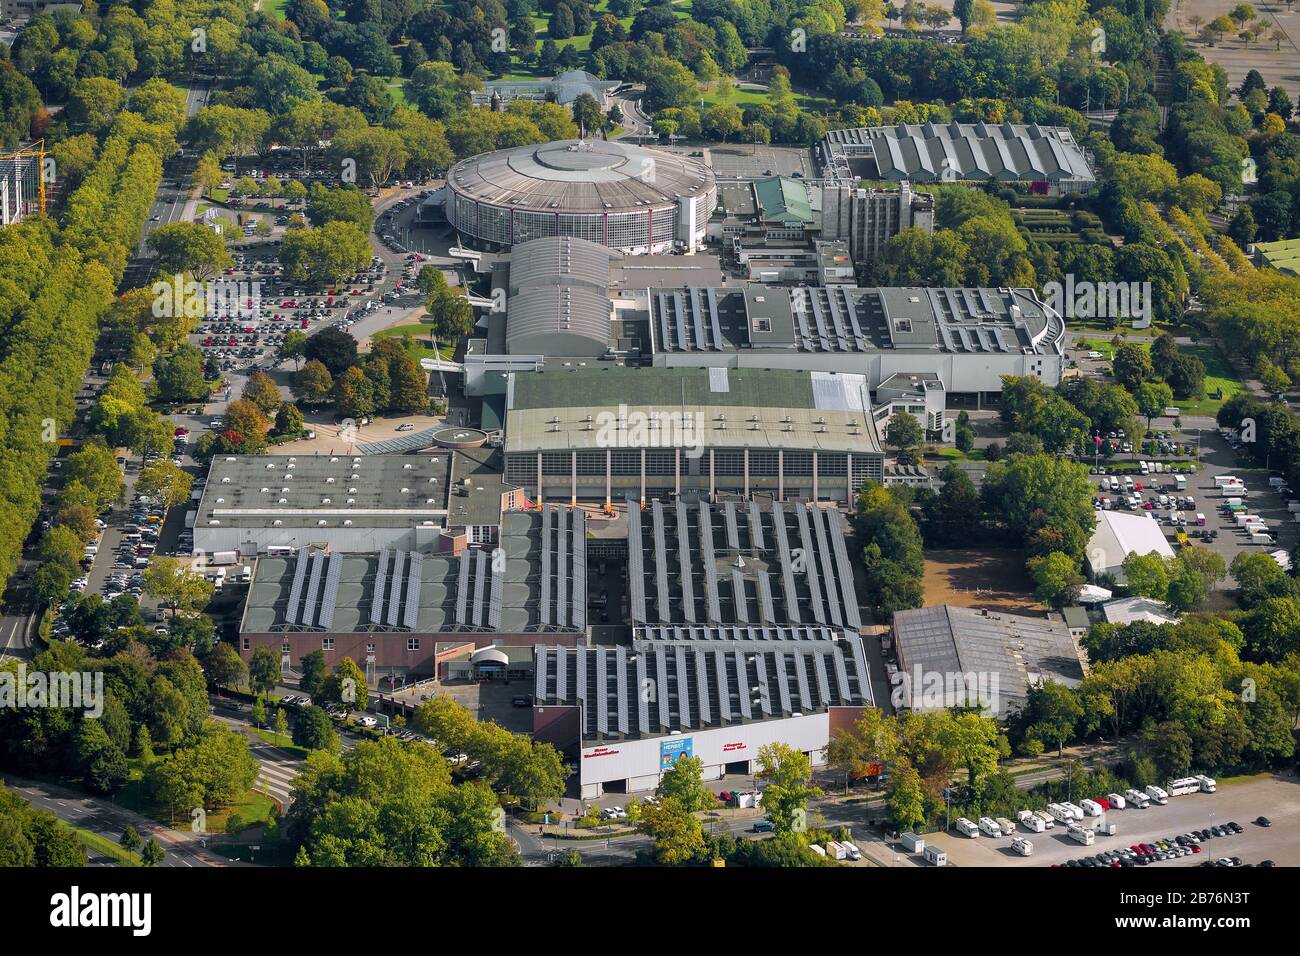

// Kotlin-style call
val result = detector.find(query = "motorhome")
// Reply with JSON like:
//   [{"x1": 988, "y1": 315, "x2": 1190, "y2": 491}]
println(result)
[
  {"x1": 1033, "y1": 810, "x2": 1056, "y2": 829},
  {"x1": 1079, "y1": 799, "x2": 1105, "y2": 817},
  {"x1": 978, "y1": 816, "x2": 1003, "y2": 837},
  {"x1": 1047, "y1": 803, "x2": 1076, "y2": 824},
  {"x1": 1067, "y1": 824, "x2": 1095, "y2": 846},
  {"x1": 1106, "y1": 793, "x2": 1127, "y2": 810},
  {"x1": 1125, "y1": 788, "x2": 1151, "y2": 809},
  {"x1": 1166, "y1": 777, "x2": 1202, "y2": 797},
  {"x1": 955, "y1": 818, "x2": 980, "y2": 838},
  {"x1": 1145, "y1": 785, "x2": 1169, "y2": 805},
  {"x1": 1061, "y1": 802, "x2": 1086, "y2": 820},
  {"x1": 1017, "y1": 810, "x2": 1046, "y2": 833},
  {"x1": 1194, "y1": 774, "x2": 1217, "y2": 793},
  {"x1": 1011, "y1": 837, "x2": 1033, "y2": 857}
]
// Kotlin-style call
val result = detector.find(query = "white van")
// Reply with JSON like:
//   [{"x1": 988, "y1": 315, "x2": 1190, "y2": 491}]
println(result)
[
  {"x1": 840, "y1": 840, "x2": 862, "y2": 861},
  {"x1": 955, "y1": 817, "x2": 980, "y2": 838}
]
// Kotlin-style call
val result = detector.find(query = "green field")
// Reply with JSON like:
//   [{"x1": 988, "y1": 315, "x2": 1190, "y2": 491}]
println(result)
[
  {"x1": 1075, "y1": 338, "x2": 1244, "y2": 416},
  {"x1": 372, "y1": 323, "x2": 456, "y2": 365},
  {"x1": 259, "y1": 0, "x2": 289, "y2": 19},
  {"x1": 75, "y1": 828, "x2": 142, "y2": 866}
]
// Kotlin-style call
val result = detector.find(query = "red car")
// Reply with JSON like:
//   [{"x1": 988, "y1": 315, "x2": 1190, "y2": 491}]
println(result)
[
  {"x1": 226, "y1": 337, "x2": 237, "y2": 346},
  {"x1": 174, "y1": 427, "x2": 188, "y2": 436}
]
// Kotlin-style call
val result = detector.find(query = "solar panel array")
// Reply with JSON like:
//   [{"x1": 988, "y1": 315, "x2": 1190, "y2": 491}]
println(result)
[
  {"x1": 536, "y1": 637, "x2": 873, "y2": 739},
  {"x1": 536, "y1": 504, "x2": 589, "y2": 632},
  {"x1": 630, "y1": 498, "x2": 862, "y2": 631}
]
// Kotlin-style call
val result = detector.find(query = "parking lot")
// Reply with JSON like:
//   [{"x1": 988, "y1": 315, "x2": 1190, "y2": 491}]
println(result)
[{"x1": 925, "y1": 773, "x2": 1300, "y2": 867}]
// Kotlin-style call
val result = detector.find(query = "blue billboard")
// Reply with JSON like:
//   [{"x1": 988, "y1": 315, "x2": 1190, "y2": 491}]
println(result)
[{"x1": 660, "y1": 736, "x2": 693, "y2": 770}]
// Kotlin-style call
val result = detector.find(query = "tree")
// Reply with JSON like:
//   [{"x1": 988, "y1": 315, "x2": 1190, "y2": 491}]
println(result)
[
  {"x1": 1121, "y1": 552, "x2": 1171, "y2": 601},
  {"x1": 299, "y1": 650, "x2": 327, "y2": 697},
  {"x1": 274, "y1": 708, "x2": 290, "y2": 742},
  {"x1": 204, "y1": 643, "x2": 248, "y2": 690},
  {"x1": 146, "y1": 223, "x2": 232, "y2": 281},
  {"x1": 883, "y1": 411, "x2": 925, "y2": 463},
  {"x1": 757, "y1": 743, "x2": 820, "y2": 834},
  {"x1": 141, "y1": 840, "x2": 165, "y2": 867},
  {"x1": 1027, "y1": 551, "x2": 1084, "y2": 607},
  {"x1": 64, "y1": 444, "x2": 125, "y2": 511},
  {"x1": 223, "y1": 399, "x2": 271, "y2": 453},
  {"x1": 886, "y1": 762, "x2": 927, "y2": 831},
  {"x1": 1134, "y1": 381, "x2": 1173, "y2": 429},
  {"x1": 292, "y1": 705, "x2": 340, "y2": 752},
  {"x1": 304, "y1": 327, "x2": 359, "y2": 377},
  {"x1": 120, "y1": 825, "x2": 142, "y2": 853},
  {"x1": 142, "y1": 556, "x2": 215, "y2": 619},
  {"x1": 280, "y1": 330, "x2": 309, "y2": 369},
  {"x1": 655, "y1": 754, "x2": 715, "y2": 812},
  {"x1": 638, "y1": 796, "x2": 705, "y2": 865},
  {"x1": 824, "y1": 708, "x2": 900, "y2": 792},
  {"x1": 292, "y1": 360, "x2": 335, "y2": 407},
  {"x1": 1112, "y1": 343, "x2": 1154, "y2": 390},
  {"x1": 135, "y1": 460, "x2": 193, "y2": 512},
  {"x1": 242, "y1": 371, "x2": 282, "y2": 416},
  {"x1": 249, "y1": 647, "x2": 282, "y2": 699},
  {"x1": 153, "y1": 344, "x2": 210, "y2": 404},
  {"x1": 1021, "y1": 681, "x2": 1083, "y2": 756}
]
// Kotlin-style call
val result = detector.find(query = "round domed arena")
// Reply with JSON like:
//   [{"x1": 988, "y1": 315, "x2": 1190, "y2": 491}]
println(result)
[{"x1": 445, "y1": 139, "x2": 717, "y2": 255}]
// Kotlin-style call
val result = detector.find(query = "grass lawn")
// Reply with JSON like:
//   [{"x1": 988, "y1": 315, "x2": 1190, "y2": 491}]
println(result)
[
  {"x1": 204, "y1": 790, "x2": 278, "y2": 835},
  {"x1": 925, "y1": 445, "x2": 986, "y2": 462},
  {"x1": 75, "y1": 828, "x2": 142, "y2": 866},
  {"x1": 259, "y1": 0, "x2": 289, "y2": 18},
  {"x1": 1181, "y1": 344, "x2": 1245, "y2": 416},
  {"x1": 387, "y1": 77, "x2": 410, "y2": 107},
  {"x1": 207, "y1": 187, "x2": 230, "y2": 203},
  {"x1": 252, "y1": 727, "x2": 310, "y2": 760},
  {"x1": 372, "y1": 323, "x2": 456, "y2": 364}
]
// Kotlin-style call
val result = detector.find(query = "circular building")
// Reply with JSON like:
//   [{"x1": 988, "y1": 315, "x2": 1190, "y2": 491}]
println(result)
[{"x1": 446, "y1": 139, "x2": 716, "y2": 255}]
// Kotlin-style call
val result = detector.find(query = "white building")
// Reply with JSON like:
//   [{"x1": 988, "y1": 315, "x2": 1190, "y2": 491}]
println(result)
[{"x1": 1086, "y1": 510, "x2": 1175, "y2": 583}]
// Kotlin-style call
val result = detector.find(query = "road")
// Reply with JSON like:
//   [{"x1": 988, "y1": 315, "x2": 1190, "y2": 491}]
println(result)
[{"x1": 2, "y1": 774, "x2": 236, "y2": 867}]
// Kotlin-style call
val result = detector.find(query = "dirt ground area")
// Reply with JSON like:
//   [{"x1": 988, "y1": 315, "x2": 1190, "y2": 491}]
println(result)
[
  {"x1": 1168, "y1": 0, "x2": 1300, "y2": 103},
  {"x1": 922, "y1": 548, "x2": 1045, "y2": 616}
]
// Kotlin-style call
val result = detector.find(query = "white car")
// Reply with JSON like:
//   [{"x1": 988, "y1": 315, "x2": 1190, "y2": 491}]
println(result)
[
  {"x1": 395, "y1": 422, "x2": 415, "y2": 432},
  {"x1": 356, "y1": 716, "x2": 378, "y2": 728}
]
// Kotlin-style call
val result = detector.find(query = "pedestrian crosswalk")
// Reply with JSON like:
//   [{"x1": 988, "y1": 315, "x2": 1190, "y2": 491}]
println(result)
[{"x1": 253, "y1": 758, "x2": 297, "y2": 806}]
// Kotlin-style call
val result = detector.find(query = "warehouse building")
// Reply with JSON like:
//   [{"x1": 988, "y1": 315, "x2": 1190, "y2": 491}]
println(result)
[
  {"x1": 237, "y1": 507, "x2": 588, "y2": 674},
  {"x1": 499, "y1": 365, "x2": 884, "y2": 505},
  {"x1": 533, "y1": 630, "x2": 873, "y2": 797},
  {"x1": 193, "y1": 452, "x2": 525, "y2": 557},
  {"x1": 891, "y1": 605, "x2": 1085, "y2": 716},
  {"x1": 822, "y1": 122, "x2": 1096, "y2": 194}
]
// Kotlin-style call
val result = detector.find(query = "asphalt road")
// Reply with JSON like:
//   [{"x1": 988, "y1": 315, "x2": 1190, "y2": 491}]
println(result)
[{"x1": 2, "y1": 774, "x2": 234, "y2": 868}]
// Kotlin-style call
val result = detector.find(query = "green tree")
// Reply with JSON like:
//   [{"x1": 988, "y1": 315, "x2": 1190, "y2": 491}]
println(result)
[
  {"x1": 757, "y1": 742, "x2": 820, "y2": 834},
  {"x1": 655, "y1": 754, "x2": 715, "y2": 812},
  {"x1": 249, "y1": 646, "x2": 282, "y2": 699}
]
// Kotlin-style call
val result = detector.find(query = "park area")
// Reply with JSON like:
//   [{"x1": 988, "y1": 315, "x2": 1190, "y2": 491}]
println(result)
[{"x1": 922, "y1": 548, "x2": 1044, "y2": 616}]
